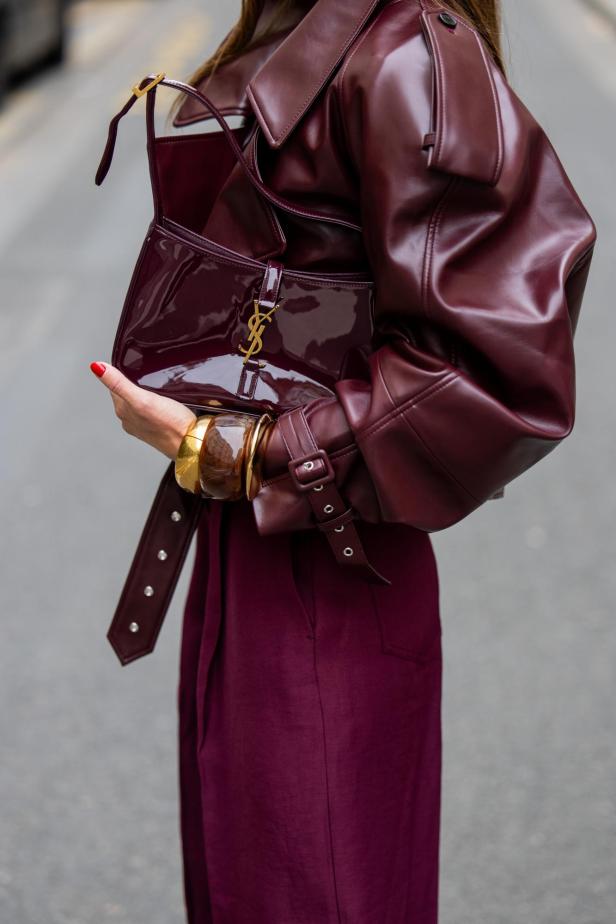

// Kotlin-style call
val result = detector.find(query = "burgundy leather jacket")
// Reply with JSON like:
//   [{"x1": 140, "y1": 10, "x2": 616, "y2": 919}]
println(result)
[
  {"x1": 104, "y1": 0, "x2": 598, "y2": 665},
  {"x1": 174, "y1": 0, "x2": 596, "y2": 539}
]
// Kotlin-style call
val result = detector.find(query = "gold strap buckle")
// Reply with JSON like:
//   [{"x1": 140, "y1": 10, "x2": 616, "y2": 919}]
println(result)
[{"x1": 132, "y1": 72, "x2": 166, "y2": 98}]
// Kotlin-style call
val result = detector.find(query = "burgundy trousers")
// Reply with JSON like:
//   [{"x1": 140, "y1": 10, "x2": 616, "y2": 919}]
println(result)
[{"x1": 177, "y1": 497, "x2": 442, "y2": 924}]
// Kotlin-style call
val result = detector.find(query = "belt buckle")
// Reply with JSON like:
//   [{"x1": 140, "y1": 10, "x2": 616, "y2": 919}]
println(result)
[{"x1": 288, "y1": 449, "x2": 335, "y2": 492}]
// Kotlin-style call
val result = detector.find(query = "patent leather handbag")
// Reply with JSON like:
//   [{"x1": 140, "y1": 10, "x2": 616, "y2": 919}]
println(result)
[{"x1": 95, "y1": 73, "x2": 375, "y2": 420}]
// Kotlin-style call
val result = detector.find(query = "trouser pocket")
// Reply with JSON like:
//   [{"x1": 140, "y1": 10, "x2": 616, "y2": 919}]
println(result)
[{"x1": 360, "y1": 521, "x2": 442, "y2": 663}]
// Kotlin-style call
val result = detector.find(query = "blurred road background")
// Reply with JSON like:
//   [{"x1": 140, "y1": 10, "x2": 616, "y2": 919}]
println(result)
[{"x1": 0, "y1": 1, "x2": 614, "y2": 922}]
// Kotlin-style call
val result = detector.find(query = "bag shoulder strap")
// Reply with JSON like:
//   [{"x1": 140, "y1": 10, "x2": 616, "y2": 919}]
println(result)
[{"x1": 95, "y1": 73, "x2": 362, "y2": 233}]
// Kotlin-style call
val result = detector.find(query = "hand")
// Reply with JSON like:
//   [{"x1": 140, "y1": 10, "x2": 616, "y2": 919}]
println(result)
[{"x1": 90, "y1": 361, "x2": 197, "y2": 460}]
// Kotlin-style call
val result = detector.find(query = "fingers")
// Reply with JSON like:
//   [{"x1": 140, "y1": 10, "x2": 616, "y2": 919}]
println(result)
[
  {"x1": 89, "y1": 361, "x2": 144, "y2": 406},
  {"x1": 89, "y1": 359, "x2": 196, "y2": 459}
]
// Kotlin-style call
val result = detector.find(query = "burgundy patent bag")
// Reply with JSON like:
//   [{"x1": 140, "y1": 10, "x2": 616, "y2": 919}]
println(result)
[
  {"x1": 95, "y1": 73, "x2": 374, "y2": 420},
  {"x1": 96, "y1": 73, "x2": 386, "y2": 666}
]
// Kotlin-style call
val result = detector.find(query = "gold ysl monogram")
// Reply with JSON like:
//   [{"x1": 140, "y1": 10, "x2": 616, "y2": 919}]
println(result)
[{"x1": 239, "y1": 299, "x2": 281, "y2": 364}]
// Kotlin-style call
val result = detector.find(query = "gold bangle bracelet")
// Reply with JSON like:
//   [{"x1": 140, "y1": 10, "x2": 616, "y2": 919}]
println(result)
[
  {"x1": 174, "y1": 415, "x2": 215, "y2": 494},
  {"x1": 244, "y1": 413, "x2": 274, "y2": 501}
]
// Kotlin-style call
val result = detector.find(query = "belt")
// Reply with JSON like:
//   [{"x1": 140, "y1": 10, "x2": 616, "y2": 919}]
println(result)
[
  {"x1": 106, "y1": 461, "x2": 204, "y2": 666},
  {"x1": 106, "y1": 417, "x2": 389, "y2": 666},
  {"x1": 279, "y1": 406, "x2": 390, "y2": 587}
]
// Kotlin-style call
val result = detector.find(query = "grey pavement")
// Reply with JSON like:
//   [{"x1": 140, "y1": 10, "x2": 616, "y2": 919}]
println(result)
[{"x1": 0, "y1": 1, "x2": 614, "y2": 922}]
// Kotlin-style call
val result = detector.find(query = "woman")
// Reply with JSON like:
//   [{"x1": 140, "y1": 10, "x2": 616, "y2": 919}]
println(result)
[{"x1": 90, "y1": 0, "x2": 597, "y2": 921}]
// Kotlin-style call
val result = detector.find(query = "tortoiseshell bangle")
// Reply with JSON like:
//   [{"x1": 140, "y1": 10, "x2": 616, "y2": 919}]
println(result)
[{"x1": 197, "y1": 412, "x2": 257, "y2": 501}]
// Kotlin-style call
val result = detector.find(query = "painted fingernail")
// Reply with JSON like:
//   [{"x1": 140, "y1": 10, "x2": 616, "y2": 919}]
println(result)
[{"x1": 90, "y1": 362, "x2": 106, "y2": 378}]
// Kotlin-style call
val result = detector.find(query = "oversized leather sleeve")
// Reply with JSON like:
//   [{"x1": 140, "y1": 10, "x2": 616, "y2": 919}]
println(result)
[{"x1": 253, "y1": 12, "x2": 597, "y2": 534}]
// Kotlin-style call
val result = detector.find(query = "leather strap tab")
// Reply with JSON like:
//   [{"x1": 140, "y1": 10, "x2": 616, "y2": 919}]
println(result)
[
  {"x1": 95, "y1": 88, "x2": 141, "y2": 186},
  {"x1": 257, "y1": 259, "x2": 284, "y2": 309},
  {"x1": 279, "y1": 407, "x2": 390, "y2": 585},
  {"x1": 420, "y1": 9, "x2": 503, "y2": 185},
  {"x1": 107, "y1": 462, "x2": 204, "y2": 665}
]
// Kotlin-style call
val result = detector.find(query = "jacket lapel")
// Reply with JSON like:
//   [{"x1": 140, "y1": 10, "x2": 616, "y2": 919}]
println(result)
[
  {"x1": 246, "y1": 0, "x2": 382, "y2": 148},
  {"x1": 172, "y1": 31, "x2": 292, "y2": 127}
]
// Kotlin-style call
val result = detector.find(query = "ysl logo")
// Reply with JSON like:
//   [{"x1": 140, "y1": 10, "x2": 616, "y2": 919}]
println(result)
[{"x1": 239, "y1": 299, "x2": 281, "y2": 364}]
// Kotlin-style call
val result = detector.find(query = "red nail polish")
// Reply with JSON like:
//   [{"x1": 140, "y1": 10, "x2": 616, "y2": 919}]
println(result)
[{"x1": 90, "y1": 362, "x2": 106, "y2": 378}]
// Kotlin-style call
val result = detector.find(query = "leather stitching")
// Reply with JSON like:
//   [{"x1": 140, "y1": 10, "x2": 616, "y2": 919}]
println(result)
[
  {"x1": 300, "y1": 406, "x2": 320, "y2": 454},
  {"x1": 425, "y1": 16, "x2": 446, "y2": 164},
  {"x1": 375, "y1": 351, "x2": 397, "y2": 412},
  {"x1": 358, "y1": 372, "x2": 457, "y2": 441},
  {"x1": 423, "y1": 10, "x2": 503, "y2": 184},
  {"x1": 288, "y1": 411, "x2": 304, "y2": 457},
  {"x1": 279, "y1": 415, "x2": 295, "y2": 460},
  {"x1": 470, "y1": 26, "x2": 504, "y2": 183},
  {"x1": 261, "y1": 371, "x2": 457, "y2": 490},
  {"x1": 396, "y1": 398, "x2": 480, "y2": 501},
  {"x1": 447, "y1": 14, "x2": 503, "y2": 185}
]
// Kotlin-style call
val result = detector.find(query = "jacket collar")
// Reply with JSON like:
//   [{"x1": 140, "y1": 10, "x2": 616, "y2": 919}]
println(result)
[
  {"x1": 246, "y1": 0, "x2": 382, "y2": 148},
  {"x1": 172, "y1": 29, "x2": 292, "y2": 127}
]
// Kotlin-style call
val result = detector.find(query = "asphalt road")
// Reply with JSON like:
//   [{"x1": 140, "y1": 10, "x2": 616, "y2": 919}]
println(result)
[{"x1": 0, "y1": 1, "x2": 614, "y2": 922}]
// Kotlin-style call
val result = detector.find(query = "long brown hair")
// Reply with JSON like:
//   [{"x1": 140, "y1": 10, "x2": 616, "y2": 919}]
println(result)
[{"x1": 171, "y1": 0, "x2": 504, "y2": 119}]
